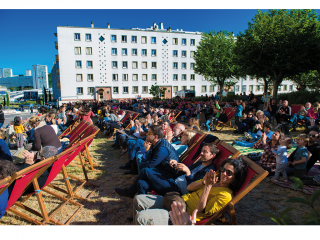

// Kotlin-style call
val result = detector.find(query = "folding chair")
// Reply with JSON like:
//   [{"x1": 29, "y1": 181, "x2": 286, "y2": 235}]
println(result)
[
  {"x1": 216, "y1": 108, "x2": 236, "y2": 131},
  {"x1": 67, "y1": 121, "x2": 92, "y2": 146},
  {"x1": 170, "y1": 110, "x2": 182, "y2": 122},
  {"x1": 125, "y1": 112, "x2": 140, "y2": 130},
  {"x1": 195, "y1": 155, "x2": 268, "y2": 225},
  {"x1": 212, "y1": 141, "x2": 241, "y2": 168},
  {"x1": 59, "y1": 119, "x2": 83, "y2": 139}
]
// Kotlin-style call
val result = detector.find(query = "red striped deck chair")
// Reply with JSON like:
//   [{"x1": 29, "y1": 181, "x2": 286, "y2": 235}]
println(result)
[
  {"x1": 67, "y1": 121, "x2": 92, "y2": 145},
  {"x1": 125, "y1": 112, "x2": 140, "y2": 130},
  {"x1": 58, "y1": 119, "x2": 82, "y2": 139},
  {"x1": 3, "y1": 156, "x2": 57, "y2": 225},
  {"x1": 66, "y1": 123, "x2": 95, "y2": 148},
  {"x1": 291, "y1": 104, "x2": 306, "y2": 129},
  {"x1": 212, "y1": 141, "x2": 241, "y2": 168},
  {"x1": 216, "y1": 108, "x2": 236, "y2": 131},
  {"x1": 196, "y1": 155, "x2": 268, "y2": 225},
  {"x1": 170, "y1": 110, "x2": 182, "y2": 122}
]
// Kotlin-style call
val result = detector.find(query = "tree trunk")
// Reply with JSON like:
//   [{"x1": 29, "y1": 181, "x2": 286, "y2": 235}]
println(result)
[
  {"x1": 219, "y1": 84, "x2": 224, "y2": 94},
  {"x1": 272, "y1": 71, "x2": 283, "y2": 99},
  {"x1": 263, "y1": 78, "x2": 268, "y2": 95}
]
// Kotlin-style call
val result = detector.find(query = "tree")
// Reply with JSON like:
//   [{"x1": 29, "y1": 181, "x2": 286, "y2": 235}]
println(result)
[
  {"x1": 6, "y1": 92, "x2": 10, "y2": 107},
  {"x1": 234, "y1": 9, "x2": 320, "y2": 98},
  {"x1": 291, "y1": 70, "x2": 320, "y2": 91},
  {"x1": 194, "y1": 31, "x2": 239, "y2": 92},
  {"x1": 48, "y1": 73, "x2": 52, "y2": 88},
  {"x1": 149, "y1": 83, "x2": 167, "y2": 98}
]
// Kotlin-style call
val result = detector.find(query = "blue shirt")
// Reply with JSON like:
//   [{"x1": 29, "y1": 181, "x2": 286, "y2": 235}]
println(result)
[
  {"x1": 235, "y1": 105, "x2": 243, "y2": 117},
  {"x1": 293, "y1": 146, "x2": 308, "y2": 170},
  {"x1": 0, "y1": 139, "x2": 13, "y2": 162},
  {"x1": 0, "y1": 188, "x2": 9, "y2": 219}
]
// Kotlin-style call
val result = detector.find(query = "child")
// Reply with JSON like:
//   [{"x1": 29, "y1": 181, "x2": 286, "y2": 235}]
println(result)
[
  {"x1": 289, "y1": 134, "x2": 309, "y2": 178},
  {"x1": 308, "y1": 102, "x2": 320, "y2": 127},
  {"x1": 13, "y1": 116, "x2": 25, "y2": 150},
  {"x1": 271, "y1": 135, "x2": 292, "y2": 182},
  {"x1": 234, "y1": 100, "x2": 243, "y2": 127}
]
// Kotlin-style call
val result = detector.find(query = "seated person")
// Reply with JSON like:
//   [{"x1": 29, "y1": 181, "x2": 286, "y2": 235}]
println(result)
[
  {"x1": 0, "y1": 130, "x2": 13, "y2": 161},
  {"x1": 275, "y1": 100, "x2": 292, "y2": 129},
  {"x1": 132, "y1": 158, "x2": 248, "y2": 225},
  {"x1": 114, "y1": 125, "x2": 180, "y2": 197},
  {"x1": 264, "y1": 99, "x2": 278, "y2": 119},
  {"x1": 211, "y1": 108, "x2": 227, "y2": 131},
  {"x1": 188, "y1": 118, "x2": 200, "y2": 131},
  {"x1": 57, "y1": 114, "x2": 74, "y2": 136},
  {"x1": 289, "y1": 102, "x2": 311, "y2": 131},
  {"x1": 234, "y1": 112, "x2": 255, "y2": 134}
]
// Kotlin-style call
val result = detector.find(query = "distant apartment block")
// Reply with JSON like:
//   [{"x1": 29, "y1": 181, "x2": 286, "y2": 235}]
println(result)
[
  {"x1": 32, "y1": 64, "x2": 48, "y2": 89},
  {"x1": 0, "y1": 68, "x2": 13, "y2": 78}
]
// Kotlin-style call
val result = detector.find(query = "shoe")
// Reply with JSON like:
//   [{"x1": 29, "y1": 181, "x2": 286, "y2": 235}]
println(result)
[
  {"x1": 124, "y1": 169, "x2": 138, "y2": 175},
  {"x1": 313, "y1": 175, "x2": 320, "y2": 185},
  {"x1": 114, "y1": 187, "x2": 135, "y2": 198},
  {"x1": 231, "y1": 141, "x2": 236, "y2": 146},
  {"x1": 119, "y1": 161, "x2": 132, "y2": 170},
  {"x1": 284, "y1": 178, "x2": 288, "y2": 183},
  {"x1": 127, "y1": 217, "x2": 133, "y2": 222},
  {"x1": 108, "y1": 136, "x2": 114, "y2": 140},
  {"x1": 271, "y1": 178, "x2": 278, "y2": 183}
]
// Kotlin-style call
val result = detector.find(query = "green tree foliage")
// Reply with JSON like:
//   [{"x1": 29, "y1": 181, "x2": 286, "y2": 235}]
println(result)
[
  {"x1": 194, "y1": 31, "x2": 238, "y2": 92},
  {"x1": 48, "y1": 73, "x2": 52, "y2": 88},
  {"x1": 149, "y1": 83, "x2": 167, "y2": 98},
  {"x1": 234, "y1": 9, "x2": 320, "y2": 98},
  {"x1": 6, "y1": 92, "x2": 10, "y2": 107},
  {"x1": 291, "y1": 70, "x2": 320, "y2": 91}
]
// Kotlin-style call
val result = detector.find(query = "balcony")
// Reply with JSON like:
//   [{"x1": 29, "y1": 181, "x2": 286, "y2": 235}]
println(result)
[
  {"x1": 56, "y1": 68, "x2": 60, "y2": 75},
  {"x1": 55, "y1": 55, "x2": 59, "y2": 62},
  {"x1": 55, "y1": 42, "x2": 58, "y2": 50}
]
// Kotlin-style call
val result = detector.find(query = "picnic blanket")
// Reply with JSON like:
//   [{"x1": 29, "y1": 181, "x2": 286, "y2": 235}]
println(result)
[{"x1": 233, "y1": 144, "x2": 297, "y2": 156}]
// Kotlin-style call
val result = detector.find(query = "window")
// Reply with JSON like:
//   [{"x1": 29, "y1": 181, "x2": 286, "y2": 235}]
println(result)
[
  {"x1": 142, "y1": 74, "x2": 148, "y2": 81},
  {"x1": 132, "y1": 48, "x2": 137, "y2": 56},
  {"x1": 74, "y1": 33, "x2": 80, "y2": 41},
  {"x1": 75, "y1": 47, "x2": 81, "y2": 55},
  {"x1": 142, "y1": 86, "x2": 148, "y2": 93},
  {"x1": 122, "y1": 35, "x2": 127, "y2": 43},
  {"x1": 111, "y1": 35, "x2": 117, "y2": 42},
  {"x1": 190, "y1": 86, "x2": 195, "y2": 91},
  {"x1": 190, "y1": 63, "x2": 195, "y2": 69},
  {"x1": 182, "y1": 74, "x2": 186, "y2": 81},
  {"x1": 87, "y1": 61, "x2": 93, "y2": 68},
  {"x1": 210, "y1": 85, "x2": 214, "y2": 92},
  {"x1": 182, "y1": 51, "x2": 186, "y2": 57},
  {"x1": 182, "y1": 63, "x2": 187, "y2": 69},
  {"x1": 142, "y1": 62, "x2": 147, "y2": 69},
  {"x1": 173, "y1": 62, "x2": 178, "y2": 69},
  {"x1": 151, "y1": 49, "x2": 157, "y2": 56},
  {"x1": 173, "y1": 86, "x2": 178, "y2": 92},
  {"x1": 88, "y1": 87, "x2": 94, "y2": 94},
  {"x1": 283, "y1": 85, "x2": 287, "y2": 91},
  {"x1": 242, "y1": 85, "x2": 247, "y2": 92},
  {"x1": 190, "y1": 74, "x2": 195, "y2": 81},
  {"x1": 122, "y1": 61, "x2": 128, "y2": 68},
  {"x1": 112, "y1": 48, "x2": 117, "y2": 55},
  {"x1": 182, "y1": 86, "x2": 187, "y2": 90},
  {"x1": 112, "y1": 61, "x2": 118, "y2": 68},
  {"x1": 132, "y1": 36, "x2": 137, "y2": 43},
  {"x1": 112, "y1": 74, "x2": 118, "y2": 81},
  {"x1": 190, "y1": 51, "x2": 195, "y2": 58},
  {"x1": 133, "y1": 86, "x2": 138, "y2": 93},
  {"x1": 173, "y1": 74, "x2": 178, "y2": 81},
  {"x1": 289, "y1": 85, "x2": 293, "y2": 91},
  {"x1": 151, "y1": 37, "x2": 156, "y2": 44},
  {"x1": 87, "y1": 74, "x2": 93, "y2": 82},
  {"x1": 75, "y1": 61, "x2": 82, "y2": 68},
  {"x1": 249, "y1": 85, "x2": 253, "y2": 91},
  {"x1": 236, "y1": 85, "x2": 240, "y2": 92},
  {"x1": 77, "y1": 87, "x2": 83, "y2": 95},
  {"x1": 132, "y1": 74, "x2": 138, "y2": 81},
  {"x1": 113, "y1": 87, "x2": 119, "y2": 94},
  {"x1": 76, "y1": 74, "x2": 83, "y2": 82},
  {"x1": 122, "y1": 48, "x2": 127, "y2": 56},
  {"x1": 141, "y1": 36, "x2": 147, "y2": 43},
  {"x1": 173, "y1": 38, "x2": 178, "y2": 45},
  {"x1": 86, "y1": 47, "x2": 92, "y2": 55},
  {"x1": 152, "y1": 74, "x2": 157, "y2": 81},
  {"x1": 123, "y1": 74, "x2": 128, "y2": 81},
  {"x1": 123, "y1": 87, "x2": 129, "y2": 94},
  {"x1": 256, "y1": 85, "x2": 260, "y2": 91},
  {"x1": 142, "y1": 49, "x2": 147, "y2": 56},
  {"x1": 182, "y1": 38, "x2": 186, "y2": 45},
  {"x1": 202, "y1": 85, "x2": 207, "y2": 92},
  {"x1": 86, "y1": 34, "x2": 91, "y2": 41},
  {"x1": 190, "y1": 39, "x2": 195, "y2": 46},
  {"x1": 152, "y1": 62, "x2": 157, "y2": 69},
  {"x1": 173, "y1": 50, "x2": 178, "y2": 57},
  {"x1": 132, "y1": 61, "x2": 138, "y2": 69}
]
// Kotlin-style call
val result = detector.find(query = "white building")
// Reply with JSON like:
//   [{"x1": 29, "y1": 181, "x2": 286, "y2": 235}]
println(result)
[
  {"x1": 53, "y1": 22, "x2": 296, "y2": 102},
  {"x1": 0, "y1": 68, "x2": 13, "y2": 78},
  {"x1": 32, "y1": 64, "x2": 48, "y2": 89}
]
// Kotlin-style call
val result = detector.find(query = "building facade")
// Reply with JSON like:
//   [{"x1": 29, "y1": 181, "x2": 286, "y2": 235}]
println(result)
[
  {"x1": 0, "y1": 68, "x2": 13, "y2": 78},
  {"x1": 53, "y1": 22, "x2": 297, "y2": 101},
  {"x1": 32, "y1": 64, "x2": 48, "y2": 89},
  {"x1": 0, "y1": 76, "x2": 33, "y2": 88}
]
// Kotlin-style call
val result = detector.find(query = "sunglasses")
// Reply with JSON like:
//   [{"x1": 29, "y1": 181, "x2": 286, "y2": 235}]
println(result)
[
  {"x1": 309, "y1": 134, "x2": 318, "y2": 138},
  {"x1": 220, "y1": 167, "x2": 234, "y2": 176}
]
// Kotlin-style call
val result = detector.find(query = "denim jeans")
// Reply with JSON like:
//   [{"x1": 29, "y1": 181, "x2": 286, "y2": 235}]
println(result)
[
  {"x1": 290, "y1": 113, "x2": 310, "y2": 128},
  {"x1": 128, "y1": 168, "x2": 178, "y2": 196},
  {"x1": 0, "y1": 123, "x2": 3, "y2": 129},
  {"x1": 128, "y1": 138, "x2": 145, "y2": 161},
  {"x1": 273, "y1": 162, "x2": 288, "y2": 180},
  {"x1": 205, "y1": 120, "x2": 212, "y2": 131}
]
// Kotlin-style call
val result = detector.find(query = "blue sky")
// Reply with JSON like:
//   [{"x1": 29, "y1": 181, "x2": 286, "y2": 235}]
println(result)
[{"x1": 1, "y1": 9, "x2": 320, "y2": 75}]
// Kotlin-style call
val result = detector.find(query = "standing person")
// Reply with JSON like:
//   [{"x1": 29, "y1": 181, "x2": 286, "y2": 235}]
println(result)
[
  {"x1": 0, "y1": 105, "x2": 4, "y2": 129},
  {"x1": 288, "y1": 134, "x2": 309, "y2": 178},
  {"x1": 77, "y1": 106, "x2": 95, "y2": 123},
  {"x1": 13, "y1": 116, "x2": 25, "y2": 150},
  {"x1": 271, "y1": 135, "x2": 292, "y2": 183},
  {"x1": 234, "y1": 100, "x2": 243, "y2": 127},
  {"x1": 30, "y1": 105, "x2": 33, "y2": 114}
]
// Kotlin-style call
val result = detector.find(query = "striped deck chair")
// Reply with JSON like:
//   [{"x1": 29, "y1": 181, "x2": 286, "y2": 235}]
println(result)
[
  {"x1": 58, "y1": 119, "x2": 83, "y2": 139},
  {"x1": 67, "y1": 121, "x2": 92, "y2": 146},
  {"x1": 216, "y1": 108, "x2": 236, "y2": 131},
  {"x1": 125, "y1": 112, "x2": 140, "y2": 130},
  {"x1": 170, "y1": 110, "x2": 182, "y2": 122},
  {"x1": 196, "y1": 155, "x2": 268, "y2": 225}
]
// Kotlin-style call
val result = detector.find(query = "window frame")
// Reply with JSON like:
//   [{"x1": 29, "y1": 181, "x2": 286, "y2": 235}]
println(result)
[
  {"x1": 87, "y1": 74, "x2": 94, "y2": 82},
  {"x1": 151, "y1": 62, "x2": 157, "y2": 69},
  {"x1": 151, "y1": 37, "x2": 156, "y2": 44},
  {"x1": 87, "y1": 61, "x2": 93, "y2": 69},
  {"x1": 112, "y1": 61, "x2": 118, "y2": 69},
  {"x1": 74, "y1": 33, "x2": 80, "y2": 41},
  {"x1": 112, "y1": 74, "x2": 118, "y2": 81},
  {"x1": 181, "y1": 62, "x2": 187, "y2": 69},
  {"x1": 132, "y1": 74, "x2": 138, "y2": 81},
  {"x1": 111, "y1": 48, "x2": 117, "y2": 56},
  {"x1": 182, "y1": 38, "x2": 186, "y2": 45},
  {"x1": 151, "y1": 49, "x2": 157, "y2": 56},
  {"x1": 190, "y1": 74, "x2": 195, "y2": 81},
  {"x1": 173, "y1": 50, "x2": 178, "y2": 57},
  {"x1": 181, "y1": 51, "x2": 187, "y2": 58},
  {"x1": 75, "y1": 47, "x2": 81, "y2": 55},
  {"x1": 122, "y1": 74, "x2": 128, "y2": 81},
  {"x1": 86, "y1": 47, "x2": 92, "y2": 55},
  {"x1": 202, "y1": 85, "x2": 207, "y2": 92},
  {"x1": 122, "y1": 48, "x2": 128, "y2": 56},
  {"x1": 88, "y1": 87, "x2": 94, "y2": 94},
  {"x1": 152, "y1": 74, "x2": 157, "y2": 81},
  {"x1": 141, "y1": 36, "x2": 147, "y2": 44},
  {"x1": 132, "y1": 61, "x2": 138, "y2": 69},
  {"x1": 173, "y1": 74, "x2": 178, "y2": 81},
  {"x1": 121, "y1": 35, "x2": 127, "y2": 43},
  {"x1": 181, "y1": 74, "x2": 187, "y2": 81},
  {"x1": 111, "y1": 35, "x2": 117, "y2": 42},
  {"x1": 142, "y1": 49, "x2": 147, "y2": 56},
  {"x1": 142, "y1": 62, "x2": 147, "y2": 69},
  {"x1": 142, "y1": 86, "x2": 148, "y2": 94},
  {"x1": 132, "y1": 36, "x2": 137, "y2": 43},
  {"x1": 132, "y1": 48, "x2": 137, "y2": 56},
  {"x1": 75, "y1": 60, "x2": 82, "y2": 69},
  {"x1": 132, "y1": 86, "x2": 139, "y2": 94},
  {"x1": 123, "y1": 86, "x2": 129, "y2": 94},
  {"x1": 76, "y1": 74, "x2": 83, "y2": 82},
  {"x1": 173, "y1": 38, "x2": 178, "y2": 45},
  {"x1": 142, "y1": 74, "x2": 148, "y2": 81},
  {"x1": 85, "y1": 33, "x2": 92, "y2": 42},
  {"x1": 190, "y1": 39, "x2": 195, "y2": 46},
  {"x1": 77, "y1": 87, "x2": 83, "y2": 95},
  {"x1": 173, "y1": 62, "x2": 178, "y2": 69},
  {"x1": 122, "y1": 61, "x2": 128, "y2": 69},
  {"x1": 113, "y1": 87, "x2": 119, "y2": 94}
]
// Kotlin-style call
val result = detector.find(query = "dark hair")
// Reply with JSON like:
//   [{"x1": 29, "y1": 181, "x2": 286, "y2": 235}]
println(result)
[
  {"x1": 219, "y1": 158, "x2": 248, "y2": 193},
  {"x1": 0, "y1": 160, "x2": 19, "y2": 179},
  {"x1": 264, "y1": 123, "x2": 271, "y2": 130},
  {"x1": 310, "y1": 126, "x2": 320, "y2": 134},
  {"x1": 203, "y1": 143, "x2": 220, "y2": 156},
  {"x1": 149, "y1": 125, "x2": 164, "y2": 139},
  {"x1": 0, "y1": 104, "x2": 2, "y2": 110},
  {"x1": 14, "y1": 116, "x2": 21, "y2": 126}
]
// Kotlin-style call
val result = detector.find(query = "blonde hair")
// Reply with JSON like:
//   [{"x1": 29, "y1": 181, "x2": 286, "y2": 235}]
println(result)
[
  {"x1": 282, "y1": 135, "x2": 293, "y2": 149},
  {"x1": 0, "y1": 129, "x2": 6, "y2": 139},
  {"x1": 297, "y1": 134, "x2": 309, "y2": 143},
  {"x1": 28, "y1": 116, "x2": 41, "y2": 125},
  {"x1": 139, "y1": 118, "x2": 146, "y2": 125},
  {"x1": 183, "y1": 130, "x2": 197, "y2": 147},
  {"x1": 50, "y1": 113, "x2": 56, "y2": 125},
  {"x1": 189, "y1": 118, "x2": 200, "y2": 129}
]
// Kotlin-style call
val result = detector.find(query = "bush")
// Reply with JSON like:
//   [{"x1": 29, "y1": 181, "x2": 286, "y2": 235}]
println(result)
[{"x1": 278, "y1": 90, "x2": 320, "y2": 104}]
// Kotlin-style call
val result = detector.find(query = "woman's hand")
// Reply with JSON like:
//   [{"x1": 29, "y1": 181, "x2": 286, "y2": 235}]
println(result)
[
  {"x1": 170, "y1": 201, "x2": 196, "y2": 225},
  {"x1": 203, "y1": 170, "x2": 218, "y2": 186},
  {"x1": 22, "y1": 151, "x2": 35, "y2": 165}
]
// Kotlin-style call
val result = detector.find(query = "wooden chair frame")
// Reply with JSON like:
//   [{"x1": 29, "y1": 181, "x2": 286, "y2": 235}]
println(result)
[
  {"x1": 58, "y1": 119, "x2": 82, "y2": 139},
  {"x1": 180, "y1": 130, "x2": 207, "y2": 163},
  {"x1": 170, "y1": 110, "x2": 182, "y2": 122},
  {"x1": 216, "y1": 108, "x2": 236, "y2": 131}
]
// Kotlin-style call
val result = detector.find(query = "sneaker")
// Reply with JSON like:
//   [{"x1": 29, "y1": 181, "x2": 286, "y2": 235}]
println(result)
[
  {"x1": 313, "y1": 175, "x2": 320, "y2": 185},
  {"x1": 271, "y1": 178, "x2": 278, "y2": 183},
  {"x1": 284, "y1": 178, "x2": 288, "y2": 182}
]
